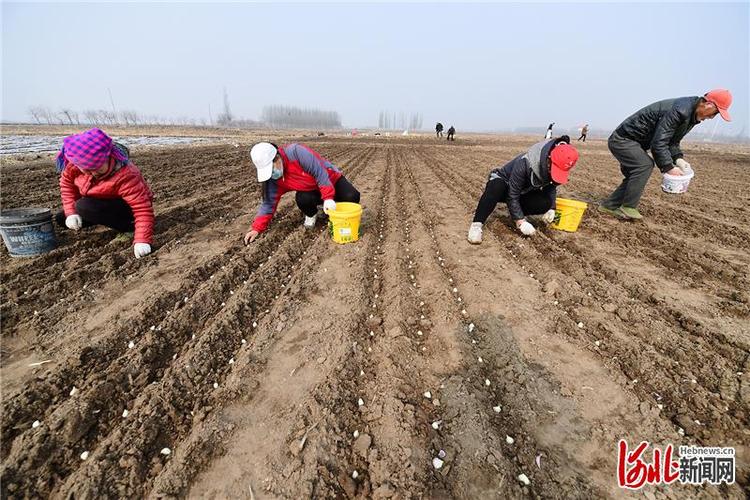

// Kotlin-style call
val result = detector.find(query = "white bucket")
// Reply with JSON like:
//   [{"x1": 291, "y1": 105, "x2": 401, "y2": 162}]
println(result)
[{"x1": 661, "y1": 168, "x2": 694, "y2": 194}]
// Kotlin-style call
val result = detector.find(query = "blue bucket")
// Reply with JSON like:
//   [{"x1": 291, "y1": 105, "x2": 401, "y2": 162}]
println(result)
[{"x1": 0, "y1": 208, "x2": 58, "y2": 257}]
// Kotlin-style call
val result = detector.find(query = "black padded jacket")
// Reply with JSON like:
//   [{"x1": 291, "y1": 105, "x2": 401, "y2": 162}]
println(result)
[{"x1": 614, "y1": 96, "x2": 701, "y2": 172}]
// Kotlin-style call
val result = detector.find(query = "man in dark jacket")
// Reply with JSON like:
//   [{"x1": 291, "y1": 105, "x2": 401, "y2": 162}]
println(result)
[
  {"x1": 447, "y1": 126, "x2": 456, "y2": 141},
  {"x1": 436, "y1": 122, "x2": 444, "y2": 138},
  {"x1": 600, "y1": 89, "x2": 732, "y2": 220},
  {"x1": 468, "y1": 136, "x2": 579, "y2": 243}
]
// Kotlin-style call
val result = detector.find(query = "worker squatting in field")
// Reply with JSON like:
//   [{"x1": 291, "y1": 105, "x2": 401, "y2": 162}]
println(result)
[
  {"x1": 243, "y1": 142, "x2": 361, "y2": 245},
  {"x1": 467, "y1": 136, "x2": 579, "y2": 243},
  {"x1": 54, "y1": 128, "x2": 155, "y2": 259},
  {"x1": 599, "y1": 89, "x2": 733, "y2": 221}
]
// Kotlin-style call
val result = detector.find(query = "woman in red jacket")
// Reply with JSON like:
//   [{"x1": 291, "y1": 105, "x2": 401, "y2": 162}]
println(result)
[
  {"x1": 244, "y1": 142, "x2": 360, "y2": 244},
  {"x1": 54, "y1": 128, "x2": 155, "y2": 258}
]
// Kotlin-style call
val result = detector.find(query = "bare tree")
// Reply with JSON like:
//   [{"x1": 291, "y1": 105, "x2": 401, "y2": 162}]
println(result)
[
  {"x1": 217, "y1": 87, "x2": 233, "y2": 125},
  {"x1": 121, "y1": 110, "x2": 139, "y2": 126}
]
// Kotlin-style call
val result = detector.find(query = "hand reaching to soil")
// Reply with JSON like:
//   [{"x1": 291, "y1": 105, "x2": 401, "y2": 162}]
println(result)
[
  {"x1": 516, "y1": 219, "x2": 536, "y2": 236},
  {"x1": 244, "y1": 230, "x2": 259, "y2": 245}
]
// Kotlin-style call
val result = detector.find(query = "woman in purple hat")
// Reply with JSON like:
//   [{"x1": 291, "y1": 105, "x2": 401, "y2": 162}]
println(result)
[{"x1": 55, "y1": 128, "x2": 155, "y2": 258}]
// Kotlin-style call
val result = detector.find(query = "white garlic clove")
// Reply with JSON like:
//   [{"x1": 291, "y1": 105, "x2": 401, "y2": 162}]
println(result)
[
  {"x1": 357, "y1": 398, "x2": 365, "y2": 407},
  {"x1": 122, "y1": 409, "x2": 129, "y2": 418},
  {"x1": 424, "y1": 391, "x2": 432, "y2": 399},
  {"x1": 432, "y1": 457, "x2": 444, "y2": 469},
  {"x1": 32, "y1": 420, "x2": 41, "y2": 428},
  {"x1": 506, "y1": 435, "x2": 514, "y2": 445},
  {"x1": 80, "y1": 451, "x2": 90, "y2": 460},
  {"x1": 161, "y1": 447, "x2": 171, "y2": 456},
  {"x1": 493, "y1": 405, "x2": 502, "y2": 413},
  {"x1": 518, "y1": 473, "x2": 530, "y2": 485}
]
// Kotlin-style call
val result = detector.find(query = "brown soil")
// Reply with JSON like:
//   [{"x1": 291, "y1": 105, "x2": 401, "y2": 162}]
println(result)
[{"x1": 1, "y1": 135, "x2": 748, "y2": 499}]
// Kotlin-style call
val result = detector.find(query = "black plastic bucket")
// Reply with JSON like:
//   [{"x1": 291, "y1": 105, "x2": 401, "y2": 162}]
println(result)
[{"x1": 0, "y1": 208, "x2": 58, "y2": 257}]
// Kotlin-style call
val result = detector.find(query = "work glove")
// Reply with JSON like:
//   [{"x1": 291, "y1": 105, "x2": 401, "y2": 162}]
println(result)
[
  {"x1": 133, "y1": 243, "x2": 152, "y2": 259},
  {"x1": 65, "y1": 214, "x2": 83, "y2": 231},
  {"x1": 542, "y1": 209, "x2": 556, "y2": 224},
  {"x1": 518, "y1": 220, "x2": 536, "y2": 236},
  {"x1": 675, "y1": 158, "x2": 693, "y2": 174},
  {"x1": 323, "y1": 199, "x2": 337, "y2": 212}
]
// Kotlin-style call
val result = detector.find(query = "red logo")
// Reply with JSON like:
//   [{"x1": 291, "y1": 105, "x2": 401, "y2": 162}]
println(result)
[{"x1": 617, "y1": 440, "x2": 679, "y2": 489}]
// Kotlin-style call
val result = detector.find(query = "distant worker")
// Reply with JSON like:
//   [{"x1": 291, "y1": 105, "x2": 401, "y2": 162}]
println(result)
[
  {"x1": 436, "y1": 122, "x2": 444, "y2": 138},
  {"x1": 599, "y1": 89, "x2": 732, "y2": 220},
  {"x1": 244, "y1": 142, "x2": 360, "y2": 244},
  {"x1": 467, "y1": 136, "x2": 579, "y2": 243},
  {"x1": 578, "y1": 124, "x2": 589, "y2": 142},
  {"x1": 447, "y1": 125, "x2": 456, "y2": 141},
  {"x1": 545, "y1": 122, "x2": 555, "y2": 139},
  {"x1": 55, "y1": 128, "x2": 154, "y2": 259}
]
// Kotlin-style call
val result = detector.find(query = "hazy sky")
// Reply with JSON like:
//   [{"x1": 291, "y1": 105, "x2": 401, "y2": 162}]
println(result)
[{"x1": 2, "y1": 1, "x2": 748, "y2": 136}]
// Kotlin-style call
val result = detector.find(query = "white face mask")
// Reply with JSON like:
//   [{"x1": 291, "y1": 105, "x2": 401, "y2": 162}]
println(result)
[{"x1": 270, "y1": 167, "x2": 283, "y2": 180}]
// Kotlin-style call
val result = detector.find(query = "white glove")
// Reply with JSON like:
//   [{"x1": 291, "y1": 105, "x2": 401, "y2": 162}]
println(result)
[
  {"x1": 133, "y1": 243, "x2": 152, "y2": 259},
  {"x1": 518, "y1": 220, "x2": 536, "y2": 236},
  {"x1": 65, "y1": 214, "x2": 83, "y2": 231},
  {"x1": 323, "y1": 199, "x2": 337, "y2": 212},
  {"x1": 675, "y1": 158, "x2": 692, "y2": 174},
  {"x1": 542, "y1": 209, "x2": 556, "y2": 224}
]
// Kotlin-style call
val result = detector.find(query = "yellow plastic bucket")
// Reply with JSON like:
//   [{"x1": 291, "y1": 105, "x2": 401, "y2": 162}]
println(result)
[
  {"x1": 550, "y1": 198, "x2": 588, "y2": 232},
  {"x1": 327, "y1": 202, "x2": 363, "y2": 244}
]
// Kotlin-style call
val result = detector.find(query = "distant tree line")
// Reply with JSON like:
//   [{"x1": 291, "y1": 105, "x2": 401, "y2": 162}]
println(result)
[
  {"x1": 378, "y1": 111, "x2": 423, "y2": 130},
  {"x1": 261, "y1": 105, "x2": 341, "y2": 129},
  {"x1": 26, "y1": 106, "x2": 217, "y2": 127}
]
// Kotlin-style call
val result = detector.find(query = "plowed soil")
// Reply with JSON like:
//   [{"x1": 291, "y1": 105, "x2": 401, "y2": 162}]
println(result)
[{"x1": 1, "y1": 134, "x2": 748, "y2": 499}]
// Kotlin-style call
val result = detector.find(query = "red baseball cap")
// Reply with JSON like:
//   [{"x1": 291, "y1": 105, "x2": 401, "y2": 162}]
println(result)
[
  {"x1": 704, "y1": 89, "x2": 732, "y2": 121},
  {"x1": 550, "y1": 143, "x2": 579, "y2": 184}
]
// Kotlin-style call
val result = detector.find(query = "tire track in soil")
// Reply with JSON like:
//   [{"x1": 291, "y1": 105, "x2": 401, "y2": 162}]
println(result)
[
  {"x1": 412, "y1": 145, "x2": 749, "y2": 484},
  {"x1": 397, "y1": 145, "x2": 602, "y2": 498},
  {"x1": 0, "y1": 145, "x2": 375, "y2": 497}
]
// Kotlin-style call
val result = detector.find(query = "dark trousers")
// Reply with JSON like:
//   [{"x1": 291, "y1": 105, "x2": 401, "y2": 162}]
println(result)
[
  {"x1": 473, "y1": 178, "x2": 553, "y2": 223},
  {"x1": 447, "y1": 133, "x2": 455, "y2": 141},
  {"x1": 55, "y1": 197, "x2": 135, "y2": 233},
  {"x1": 295, "y1": 176, "x2": 360, "y2": 217},
  {"x1": 577, "y1": 134, "x2": 587, "y2": 142},
  {"x1": 436, "y1": 131, "x2": 443, "y2": 138},
  {"x1": 602, "y1": 131, "x2": 655, "y2": 209}
]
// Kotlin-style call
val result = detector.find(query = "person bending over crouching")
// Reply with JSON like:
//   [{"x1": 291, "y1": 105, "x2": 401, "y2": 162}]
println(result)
[
  {"x1": 468, "y1": 136, "x2": 579, "y2": 243},
  {"x1": 55, "y1": 128, "x2": 154, "y2": 259},
  {"x1": 244, "y1": 142, "x2": 361, "y2": 244}
]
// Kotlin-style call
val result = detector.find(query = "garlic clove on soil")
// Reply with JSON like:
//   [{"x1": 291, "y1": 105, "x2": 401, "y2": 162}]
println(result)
[
  {"x1": 80, "y1": 451, "x2": 90, "y2": 460},
  {"x1": 424, "y1": 391, "x2": 432, "y2": 399},
  {"x1": 122, "y1": 409, "x2": 129, "y2": 418},
  {"x1": 128, "y1": 341, "x2": 135, "y2": 349},
  {"x1": 32, "y1": 420, "x2": 40, "y2": 428},
  {"x1": 160, "y1": 447, "x2": 171, "y2": 456},
  {"x1": 69, "y1": 386, "x2": 78, "y2": 396},
  {"x1": 577, "y1": 322, "x2": 584, "y2": 328},
  {"x1": 353, "y1": 430, "x2": 360, "y2": 438},
  {"x1": 485, "y1": 379, "x2": 491, "y2": 386},
  {"x1": 438, "y1": 449, "x2": 446, "y2": 459},
  {"x1": 493, "y1": 405, "x2": 502, "y2": 413},
  {"x1": 357, "y1": 398, "x2": 365, "y2": 407},
  {"x1": 518, "y1": 473, "x2": 530, "y2": 485},
  {"x1": 352, "y1": 470, "x2": 359, "y2": 479},
  {"x1": 506, "y1": 435, "x2": 514, "y2": 445},
  {"x1": 432, "y1": 457, "x2": 444, "y2": 469},
  {"x1": 431, "y1": 420, "x2": 441, "y2": 430}
]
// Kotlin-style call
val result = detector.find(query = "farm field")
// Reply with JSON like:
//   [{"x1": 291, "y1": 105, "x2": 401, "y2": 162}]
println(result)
[{"x1": 1, "y1": 133, "x2": 748, "y2": 498}]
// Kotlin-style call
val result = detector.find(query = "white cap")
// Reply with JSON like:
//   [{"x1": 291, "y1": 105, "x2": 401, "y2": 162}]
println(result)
[{"x1": 250, "y1": 142, "x2": 278, "y2": 181}]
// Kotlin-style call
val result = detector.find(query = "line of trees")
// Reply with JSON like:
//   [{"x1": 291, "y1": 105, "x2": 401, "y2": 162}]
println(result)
[
  {"x1": 378, "y1": 111, "x2": 423, "y2": 130},
  {"x1": 261, "y1": 105, "x2": 341, "y2": 129},
  {"x1": 27, "y1": 106, "x2": 214, "y2": 127}
]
